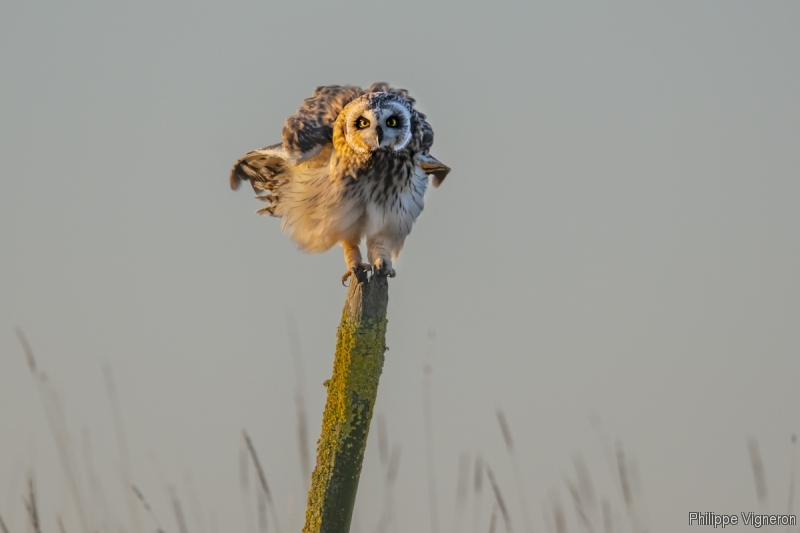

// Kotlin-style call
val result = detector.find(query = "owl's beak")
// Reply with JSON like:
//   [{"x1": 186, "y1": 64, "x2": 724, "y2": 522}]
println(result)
[{"x1": 364, "y1": 127, "x2": 382, "y2": 150}]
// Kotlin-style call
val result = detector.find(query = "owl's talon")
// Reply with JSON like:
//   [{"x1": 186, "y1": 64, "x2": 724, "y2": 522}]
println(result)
[
  {"x1": 342, "y1": 264, "x2": 372, "y2": 285},
  {"x1": 373, "y1": 261, "x2": 396, "y2": 278}
]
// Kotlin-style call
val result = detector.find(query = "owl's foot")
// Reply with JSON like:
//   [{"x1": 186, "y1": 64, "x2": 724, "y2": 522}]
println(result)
[
  {"x1": 373, "y1": 259, "x2": 396, "y2": 278},
  {"x1": 341, "y1": 264, "x2": 373, "y2": 286}
]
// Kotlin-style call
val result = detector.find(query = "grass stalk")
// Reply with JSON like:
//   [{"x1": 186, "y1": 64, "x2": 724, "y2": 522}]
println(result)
[
  {"x1": 22, "y1": 476, "x2": 41, "y2": 533},
  {"x1": 257, "y1": 490, "x2": 267, "y2": 533},
  {"x1": 551, "y1": 494, "x2": 565, "y2": 533},
  {"x1": 485, "y1": 464, "x2": 512, "y2": 533},
  {"x1": 103, "y1": 366, "x2": 143, "y2": 533},
  {"x1": 132, "y1": 484, "x2": 166, "y2": 533},
  {"x1": 472, "y1": 453, "x2": 484, "y2": 533},
  {"x1": 787, "y1": 434, "x2": 796, "y2": 533},
  {"x1": 496, "y1": 410, "x2": 533, "y2": 532},
  {"x1": 488, "y1": 504, "x2": 498, "y2": 533},
  {"x1": 748, "y1": 439, "x2": 769, "y2": 514},
  {"x1": 81, "y1": 429, "x2": 111, "y2": 533},
  {"x1": 423, "y1": 330, "x2": 439, "y2": 533},
  {"x1": 563, "y1": 474, "x2": 595, "y2": 533},
  {"x1": 376, "y1": 445, "x2": 401, "y2": 533},
  {"x1": 16, "y1": 330, "x2": 93, "y2": 533},
  {"x1": 240, "y1": 444, "x2": 256, "y2": 533},
  {"x1": 243, "y1": 431, "x2": 282, "y2": 533},
  {"x1": 376, "y1": 414, "x2": 389, "y2": 470},
  {"x1": 615, "y1": 442, "x2": 640, "y2": 533},
  {"x1": 572, "y1": 455, "x2": 597, "y2": 525},
  {"x1": 169, "y1": 487, "x2": 189, "y2": 533},
  {"x1": 601, "y1": 499, "x2": 613, "y2": 533},
  {"x1": 286, "y1": 310, "x2": 312, "y2": 495}
]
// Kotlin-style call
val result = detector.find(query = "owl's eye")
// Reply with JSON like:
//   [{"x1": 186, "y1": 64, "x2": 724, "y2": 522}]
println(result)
[
  {"x1": 356, "y1": 117, "x2": 370, "y2": 129},
  {"x1": 386, "y1": 116, "x2": 399, "y2": 128}
]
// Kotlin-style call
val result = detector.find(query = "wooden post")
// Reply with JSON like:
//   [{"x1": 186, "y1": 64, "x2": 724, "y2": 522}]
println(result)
[{"x1": 302, "y1": 275, "x2": 389, "y2": 533}]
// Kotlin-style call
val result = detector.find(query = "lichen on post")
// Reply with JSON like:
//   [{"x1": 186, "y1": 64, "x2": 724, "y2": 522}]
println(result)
[{"x1": 302, "y1": 275, "x2": 389, "y2": 533}]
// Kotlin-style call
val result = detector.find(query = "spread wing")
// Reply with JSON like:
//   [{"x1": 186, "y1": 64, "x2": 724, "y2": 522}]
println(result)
[
  {"x1": 233, "y1": 82, "x2": 450, "y2": 190},
  {"x1": 281, "y1": 85, "x2": 365, "y2": 162},
  {"x1": 229, "y1": 143, "x2": 288, "y2": 192}
]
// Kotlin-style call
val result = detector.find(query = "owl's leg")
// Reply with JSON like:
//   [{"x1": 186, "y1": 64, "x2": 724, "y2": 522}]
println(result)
[
  {"x1": 340, "y1": 241, "x2": 371, "y2": 285},
  {"x1": 366, "y1": 235, "x2": 396, "y2": 278}
]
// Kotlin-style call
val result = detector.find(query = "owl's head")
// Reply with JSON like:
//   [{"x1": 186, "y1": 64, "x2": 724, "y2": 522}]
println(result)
[{"x1": 341, "y1": 93, "x2": 413, "y2": 154}]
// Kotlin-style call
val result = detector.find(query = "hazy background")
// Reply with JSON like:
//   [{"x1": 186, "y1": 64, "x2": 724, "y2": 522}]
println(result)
[{"x1": 2, "y1": 1, "x2": 799, "y2": 532}]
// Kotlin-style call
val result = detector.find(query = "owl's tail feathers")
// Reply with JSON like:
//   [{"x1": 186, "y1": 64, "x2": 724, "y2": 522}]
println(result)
[{"x1": 419, "y1": 153, "x2": 451, "y2": 188}]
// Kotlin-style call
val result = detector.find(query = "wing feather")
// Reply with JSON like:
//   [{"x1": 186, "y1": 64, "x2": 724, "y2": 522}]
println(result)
[
  {"x1": 419, "y1": 153, "x2": 450, "y2": 187},
  {"x1": 282, "y1": 85, "x2": 365, "y2": 160},
  {"x1": 229, "y1": 143, "x2": 288, "y2": 192},
  {"x1": 232, "y1": 83, "x2": 451, "y2": 205}
]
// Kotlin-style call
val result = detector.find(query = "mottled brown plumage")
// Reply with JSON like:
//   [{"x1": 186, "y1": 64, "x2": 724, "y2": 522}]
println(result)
[{"x1": 230, "y1": 83, "x2": 450, "y2": 282}]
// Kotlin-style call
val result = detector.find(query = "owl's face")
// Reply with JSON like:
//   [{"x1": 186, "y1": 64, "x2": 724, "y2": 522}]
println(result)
[{"x1": 342, "y1": 93, "x2": 413, "y2": 154}]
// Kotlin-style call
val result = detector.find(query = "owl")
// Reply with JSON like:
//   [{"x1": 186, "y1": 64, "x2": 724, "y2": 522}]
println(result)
[{"x1": 230, "y1": 82, "x2": 450, "y2": 284}]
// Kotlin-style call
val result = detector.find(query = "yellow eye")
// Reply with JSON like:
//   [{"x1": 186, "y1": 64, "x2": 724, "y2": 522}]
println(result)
[
  {"x1": 386, "y1": 116, "x2": 398, "y2": 128},
  {"x1": 356, "y1": 117, "x2": 370, "y2": 129}
]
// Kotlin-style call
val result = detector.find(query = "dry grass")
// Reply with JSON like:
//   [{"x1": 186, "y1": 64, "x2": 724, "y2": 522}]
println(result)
[
  {"x1": 9, "y1": 328, "x2": 800, "y2": 533},
  {"x1": 496, "y1": 410, "x2": 533, "y2": 533},
  {"x1": 788, "y1": 435, "x2": 797, "y2": 526},
  {"x1": 239, "y1": 443, "x2": 255, "y2": 533},
  {"x1": 748, "y1": 438, "x2": 769, "y2": 514},
  {"x1": 423, "y1": 329, "x2": 440, "y2": 533},
  {"x1": 22, "y1": 476, "x2": 41, "y2": 533},
  {"x1": 16, "y1": 329, "x2": 93, "y2": 533},
  {"x1": 132, "y1": 484, "x2": 166, "y2": 533},
  {"x1": 473, "y1": 453, "x2": 484, "y2": 533},
  {"x1": 375, "y1": 416, "x2": 402, "y2": 533},
  {"x1": 242, "y1": 431, "x2": 282, "y2": 533},
  {"x1": 488, "y1": 503, "x2": 498, "y2": 533},
  {"x1": 286, "y1": 310, "x2": 311, "y2": 496},
  {"x1": 103, "y1": 366, "x2": 143, "y2": 533},
  {"x1": 168, "y1": 487, "x2": 188, "y2": 533}
]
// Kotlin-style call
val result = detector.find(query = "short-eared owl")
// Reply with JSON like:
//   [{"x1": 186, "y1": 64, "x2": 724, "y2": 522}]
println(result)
[{"x1": 230, "y1": 82, "x2": 450, "y2": 283}]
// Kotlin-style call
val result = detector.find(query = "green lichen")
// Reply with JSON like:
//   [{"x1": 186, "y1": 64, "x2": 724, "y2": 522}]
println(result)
[{"x1": 303, "y1": 276, "x2": 389, "y2": 533}]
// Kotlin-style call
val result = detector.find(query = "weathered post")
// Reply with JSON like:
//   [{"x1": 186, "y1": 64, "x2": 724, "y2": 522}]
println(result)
[{"x1": 302, "y1": 275, "x2": 389, "y2": 533}]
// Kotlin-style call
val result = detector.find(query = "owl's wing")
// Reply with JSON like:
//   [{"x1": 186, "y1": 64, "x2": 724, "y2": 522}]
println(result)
[
  {"x1": 282, "y1": 85, "x2": 366, "y2": 162},
  {"x1": 416, "y1": 111, "x2": 435, "y2": 153},
  {"x1": 412, "y1": 108, "x2": 449, "y2": 187},
  {"x1": 419, "y1": 153, "x2": 450, "y2": 188},
  {"x1": 229, "y1": 143, "x2": 288, "y2": 192}
]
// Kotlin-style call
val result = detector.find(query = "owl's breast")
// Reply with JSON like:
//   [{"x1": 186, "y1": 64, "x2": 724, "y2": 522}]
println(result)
[
  {"x1": 344, "y1": 152, "x2": 427, "y2": 239},
  {"x1": 354, "y1": 151, "x2": 416, "y2": 202}
]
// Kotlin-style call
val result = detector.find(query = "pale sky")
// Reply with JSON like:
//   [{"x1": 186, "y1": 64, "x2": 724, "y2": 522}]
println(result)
[{"x1": 1, "y1": 2, "x2": 799, "y2": 532}]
